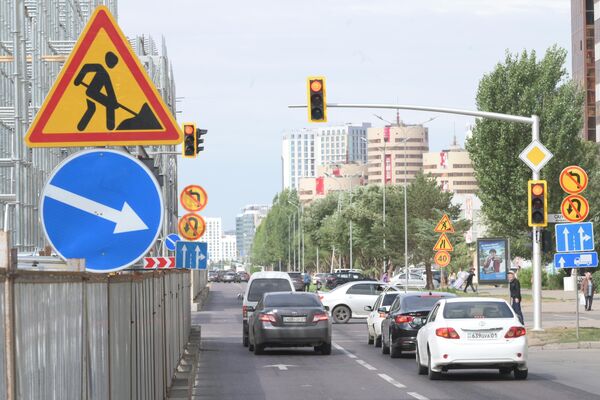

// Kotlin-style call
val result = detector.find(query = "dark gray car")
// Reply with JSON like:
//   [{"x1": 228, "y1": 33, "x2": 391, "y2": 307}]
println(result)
[{"x1": 248, "y1": 292, "x2": 331, "y2": 355}]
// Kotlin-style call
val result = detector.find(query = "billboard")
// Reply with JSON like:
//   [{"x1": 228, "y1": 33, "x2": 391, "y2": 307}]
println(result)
[{"x1": 477, "y1": 238, "x2": 509, "y2": 283}]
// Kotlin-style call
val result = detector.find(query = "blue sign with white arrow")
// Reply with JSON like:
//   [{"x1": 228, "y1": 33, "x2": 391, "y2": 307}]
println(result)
[
  {"x1": 41, "y1": 150, "x2": 163, "y2": 273},
  {"x1": 555, "y1": 222, "x2": 594, "y2": 253},
  {"x1": 165, "y1": 233, "x2": 181, "y2": 251},
  {"x1": 554, "y1": 252, "x2": 598, "y2": 268},
  {"x1": 175, "y1": 241, "x2": 208, "y2": 269}
]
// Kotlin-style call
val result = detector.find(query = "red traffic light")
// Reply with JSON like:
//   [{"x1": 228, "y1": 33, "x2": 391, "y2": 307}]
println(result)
[
  {"x1": 184, "y1": 124, "x2": 195, "y2": 135},
  {"x1": 310, "y1": 80, "x2": 323, "y2": 92},
  {"x1": 531, "y1": 184, "x2": 544, "y2": 196}
]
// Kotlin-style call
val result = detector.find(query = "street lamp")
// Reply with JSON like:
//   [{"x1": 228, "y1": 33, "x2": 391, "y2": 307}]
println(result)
[{"x1": 288, "y1": 200, "x2": 303, "y2": 273}]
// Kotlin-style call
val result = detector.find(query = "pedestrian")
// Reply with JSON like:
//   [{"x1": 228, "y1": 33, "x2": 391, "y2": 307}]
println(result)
[
  {"x1": 381, "y1": 271, "x2": 389, "y2": 283},
  {"x1": 508, "y1": 271, "x2": 524, "y2": 324},
  {"x1": 463, "y1": 268, "x2": 476, "y2": 293},
  {"x1": 581, "y1": 272, "x2": 595, "y2": 311},
  {"x1": 303, "y1": 272, "x2": 311, "y2": 292},
  {"x1": 449, "y1": 271, "x2": 457, "y2": 286}
]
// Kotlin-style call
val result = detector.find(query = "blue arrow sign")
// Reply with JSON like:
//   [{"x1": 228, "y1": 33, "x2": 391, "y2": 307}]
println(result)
[
  {"x1": 554, "y1": 252, "x2": 598, "y2": 268},
  {"x1": 165, "y1": 233, "x2": 181, "y2": 251},
  {"x1": 555, "y1": 222, "x2": 594, "y2": 253},
  {"x1": 41, "y1": 150, "x2": 163, "y2": 272},
  {"x1": 175, "y1": 241, "x2": 208, "y2": 269}
]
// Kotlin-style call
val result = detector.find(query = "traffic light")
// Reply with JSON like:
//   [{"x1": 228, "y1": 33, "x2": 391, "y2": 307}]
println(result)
[
  {"x1": 196, "y1": 128, "x2": 207, "y2": 153},
  {"x1": 182, "y1": 123, "x2": 196, "y2": 158},
  {"x1": 528, "y1": 180, "x2": 548, "y2": 227},
  {"x1": 307, "y1": 77, "x2": 327, "y2": 122}
]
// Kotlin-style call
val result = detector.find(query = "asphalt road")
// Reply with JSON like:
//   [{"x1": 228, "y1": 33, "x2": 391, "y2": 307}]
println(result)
[{"x1": 192, "y1": 282, "x2": 600, "y2": 400}]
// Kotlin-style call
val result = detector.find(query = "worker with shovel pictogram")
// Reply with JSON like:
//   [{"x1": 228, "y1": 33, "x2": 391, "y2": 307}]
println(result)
[{"x1": 74, "y1": 51, "x2": 161, "y2": 132}]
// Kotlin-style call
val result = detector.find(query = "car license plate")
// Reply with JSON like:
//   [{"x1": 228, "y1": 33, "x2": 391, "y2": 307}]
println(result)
[
  {"x1": 466, "y1": 331, "x2": 498, "y2": 340},
  {"x1": 283, "y1": 316, "x2": 306, "y2": 323}
]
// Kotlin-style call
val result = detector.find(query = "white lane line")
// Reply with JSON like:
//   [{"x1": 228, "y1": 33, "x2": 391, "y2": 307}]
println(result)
[
  {"x1": 333, "y1": 342, "x2": 357, "y2": 358},
  {"x1": 333, "y1": 343, "x2": 344, "y2": 350},
  {"x1": 378, "y1": 373, "x2": 406, "y2": 389},
  {"x1": 407, "y1": 392, "x2": 429, "y2": 400},
  {"x1": 355, "y1": 359, "x2": 377, "y2": 371}
]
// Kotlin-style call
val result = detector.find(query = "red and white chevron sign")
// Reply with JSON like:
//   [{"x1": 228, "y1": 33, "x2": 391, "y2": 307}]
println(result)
[{"x1": 143, "y1": 257, "x2": 175, "y2": 269}]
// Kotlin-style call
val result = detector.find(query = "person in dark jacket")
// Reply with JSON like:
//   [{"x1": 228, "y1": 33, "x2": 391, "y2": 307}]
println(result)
[
  {"x1": 508, "y1": 271, "x2": 524, "y2": 324},
  {"x1": 581, "y1": 272, "x2": 595, "y2": 311},
  {"x1": 463, "y1": 268, "x2": 476, "y2": 293}
]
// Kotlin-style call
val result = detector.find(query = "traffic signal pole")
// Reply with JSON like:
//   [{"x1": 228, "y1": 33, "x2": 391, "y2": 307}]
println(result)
[{"x1": 289, "y1": 102, "x2": 544, "y2": 331}]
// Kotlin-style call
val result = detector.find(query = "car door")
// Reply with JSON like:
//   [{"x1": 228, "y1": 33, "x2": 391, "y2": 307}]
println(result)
[
  {"x1": 345, "y1": 283, "x2": 376, "y2": 317},
  {"x1": 368, "y1": 295, "x2": 383, "y2": 335},
  {"x1": 418, "y1": 301, "x2": 440, "y2": 355},
  {"x1": 382, "y1": 295, "x2": 401, "y2": 343}
]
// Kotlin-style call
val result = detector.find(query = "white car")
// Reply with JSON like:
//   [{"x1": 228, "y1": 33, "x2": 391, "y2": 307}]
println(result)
[
  {"x1": 416, "y1": 297, "x2": 528, "y2": 380},
  {"x1": 319, "y1": 281, "x2": 398, "y2": 323},
  {"x1": 390, "y1": 273, "x2": 439, "y2": 289},
  {"x1": 365, "y1": 291, "x2": 402, "y2": 347}
]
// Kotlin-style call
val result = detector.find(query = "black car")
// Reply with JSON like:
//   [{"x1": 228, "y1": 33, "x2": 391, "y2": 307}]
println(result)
[
  {"x1": 325, "y1": 272, "x2": 373, "y2": 289},
  {"x1": 381, "y1": 292, "x2": 456, "y2": 358},
  {"x1": 287, "y1": 272, "x2": 306, "y2": 291}
]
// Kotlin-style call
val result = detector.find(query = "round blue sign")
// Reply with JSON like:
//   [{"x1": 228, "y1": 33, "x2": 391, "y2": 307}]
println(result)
[
  {"x1": 41, "y1": 149, "x2": 163, "y2": 272},
  {"x1": 165, "y1": 233, "x2": 181, "y2": 251}
]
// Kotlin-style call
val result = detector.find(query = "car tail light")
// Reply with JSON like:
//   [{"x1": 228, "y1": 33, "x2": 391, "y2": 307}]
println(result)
[
  {"x1": 436, "y1": 327, "x2": 460, "y2": 339},
  {"x1": 242, "y1": 305, "x2": 248, "y2": 319},
  {"x1": 258, "y1": 313, "x2": 276, "y2": 323},
  {"x1": 313, "y1": 312, "x2": 329, "y2": 322},
  {"x1": 505, "y1": 326, "x2": 526, "y2": 338},
  {"x1": 394, "y1": 315, "x2": 414, "y2": 324}
]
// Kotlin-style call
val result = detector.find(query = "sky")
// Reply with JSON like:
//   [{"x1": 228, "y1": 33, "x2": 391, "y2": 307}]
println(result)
[{"x1": 118, "y1": 0, "x2": 572, "y2": 230}]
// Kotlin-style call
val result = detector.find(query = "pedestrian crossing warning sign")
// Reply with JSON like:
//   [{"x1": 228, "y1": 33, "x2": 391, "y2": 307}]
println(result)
[
  {"x1": 433, "y1": 233, "x2": 454, "y2": 252},
  {"x1": 25, "y1": 6, "x2": 183, "y2": 147},
  {"x1": 434, "y1": 214, "x2": 455, "y2": 233}
]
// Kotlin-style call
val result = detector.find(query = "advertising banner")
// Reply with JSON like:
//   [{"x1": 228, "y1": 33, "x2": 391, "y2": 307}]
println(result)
[
  {"x1": 477, "y1": 238, "x2": 509, "y2": 283},
  {"x1": 384, "y1": 154, "x2": 392, "y2": 184}
]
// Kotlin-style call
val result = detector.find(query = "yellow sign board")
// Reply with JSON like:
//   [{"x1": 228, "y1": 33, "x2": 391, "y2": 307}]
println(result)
[
  {"x1": 560, "y1": 195, "x2": 590, "y2": 223},
  {"x1": 434, "y1": 214, "x2": 455, "y2": 233},
  {"x1": 559, "y1": 166, "x2": 588, "y2": 195},
  {"x1": 178, "y1": 213, "x2": 206, "y2": 241},
  {"x1": 25, "y1": 6, "x2": 182, "y2": 147},
  {"x1": 180, "y1": 185, "x2": 208, "y2": 212},
  {"x1": 433, "y1": 233, "x2": 454, "y2": 252}
]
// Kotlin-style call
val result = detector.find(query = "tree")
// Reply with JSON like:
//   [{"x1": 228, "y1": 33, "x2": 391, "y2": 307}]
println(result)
[{"x1": 466, "y1": 46, "x2": 598, "y2": 257}]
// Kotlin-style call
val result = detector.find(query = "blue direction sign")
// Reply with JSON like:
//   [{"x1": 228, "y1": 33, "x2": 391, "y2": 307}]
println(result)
[
  {"x1": 165, "y1": 233, "x2": 181, "y2": 251},
  {"x1": 554, "y1": 252, "x2": 598, "y2": 268},
  {"x1": 41, "y1": 150, "x2": 163, "y2": 272},
  {"x1": 555, "y1": 222, "x2": 594, "y2": 253},
  {"x1": 175, "y1": 241, "x2": 208, "y2": 269}
]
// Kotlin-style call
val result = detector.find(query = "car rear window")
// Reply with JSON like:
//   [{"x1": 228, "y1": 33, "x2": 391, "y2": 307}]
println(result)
[
  {"x1": 247, "y1": 279, "x2": 293, "y2": 301},
  {"x1": 402, "y1": 296, "x2": 447, "y2": 311},
  {"x1": 264, "y1": 293, "x2": 321, "y2": 307},
  {"x1": 287, "y1": 273, "x2": 302, "y2": 278},
  {"x1": 382, "y1": 293, "x2": 400, "y2": 306},
  {"x1": 443, "y1": 301, "x2": 514, "y2": 319}
]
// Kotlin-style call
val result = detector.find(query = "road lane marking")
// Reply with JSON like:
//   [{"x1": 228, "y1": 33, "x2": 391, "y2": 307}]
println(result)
[
  {"x1": 263, "y1": 364, "x2": 295, "y2": 371},
  {"x1": 408, "y1": 392, "x2": 429, "y2": 400},
  {"x1": 378, "y1": 373, "x2": 406, "y2": 389},
  {"x1": 356, "y1": 359, "x2": 377, "y2": 370},
  {"x1": 333, "y1": 342, "x2": 357, "y2": 358}
]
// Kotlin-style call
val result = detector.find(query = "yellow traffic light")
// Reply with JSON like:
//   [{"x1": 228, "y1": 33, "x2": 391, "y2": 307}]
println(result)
[
  {"x1": 307, "y1": 77, "x2": 327, "y2": 123},
  {"x1": 182, "y1": 123, "x2": 197, "y2": 158},
  {"x1": 528, "y1": 180, "x2": 547, "y2": 227}
]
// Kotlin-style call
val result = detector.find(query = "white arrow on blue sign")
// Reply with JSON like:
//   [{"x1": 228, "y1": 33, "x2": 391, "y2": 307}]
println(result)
[
  {"x1": 175, "y1": 241, "x2": 208, "y2": 269},
  {"x1": 554, "y1": 222, "x2": 594, "y2": 253},
  {"x1": 41, "y1": 149, "x2": 163, "y2": 273},
  {"x1": 554, "y1": 252, "x2": 598, "y2": 268}
]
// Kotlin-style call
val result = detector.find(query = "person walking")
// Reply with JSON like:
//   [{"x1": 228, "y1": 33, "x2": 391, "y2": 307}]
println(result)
[
  {"x1": 508, "y1": 271, "x2": 524, "y2": 324},
  {"x1": 303, "y1": 272, "x2": 311, "y2": 292},
  {"x1": 463, "y1": 268, "x2": 476, "y2": 293},
  {"x1": 381, "y1": 271, "x2": 389, "y2": 283},
  {"x1": 581, "y1": 272, "x2": 595, "y2": 311}
]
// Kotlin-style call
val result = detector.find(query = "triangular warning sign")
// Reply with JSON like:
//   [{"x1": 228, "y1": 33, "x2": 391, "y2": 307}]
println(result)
[
  {"x1": 433, "y1": 233, "x2": 454, "y2": 252},
  {"x1": 25, "y1": 6, "x2": 182, "y2": 147},
  {"x1": 434, "y1": 214, "x2": 455, "y2": 233}
]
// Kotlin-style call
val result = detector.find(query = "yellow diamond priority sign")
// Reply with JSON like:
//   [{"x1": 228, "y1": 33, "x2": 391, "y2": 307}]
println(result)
[{"x1": 518, "y1": 140, "x2": 553, "y2": 173}]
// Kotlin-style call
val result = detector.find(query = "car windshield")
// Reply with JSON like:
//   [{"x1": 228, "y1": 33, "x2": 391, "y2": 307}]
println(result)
[
  {"x1": 264, "y1": 293, "x2": 321, "y2": 307},
  {"x1": 247, "y1": 279, "x2": 293, "y2": 301},
  {"x1": 382, "y1": 293, "x2": 400, "y2": 306},
  {"x1": 443, "y1": 301, "x2": 514, "y2": 319},
  {"x1": 287, "y1": 273, "x2": 302, "y2": 278},
  {"x1": 402, "y1": 295, "x2": 449, "y2": 311}
]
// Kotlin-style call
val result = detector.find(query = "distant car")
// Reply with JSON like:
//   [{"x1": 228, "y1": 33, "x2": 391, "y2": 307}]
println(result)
[
  {"x1": 287, "y1": 272, "x2": 306, "y2": 291},
  {"x1": 325, "y1": 272, "x2": 374, "y2": 289},
  {"x1": 381, "y1": 292, "x2": 456, "y2": 358},
  {"x1": 222, "y1": 271, "x2": 239, "y2": 283},
  {"x1": 216, "y1": 270, "x2": 227, "y2": 282},
  {"x1": 208, "y1": 271, "x2": 219, "y2": 282},
  {"x1": 248, "y1": 292, "x2": 332, "y2": 355},
  {"x1": 241, "y1": 271, "x2": 295, "y2": 347},
  {"x1": 319, "y1": 281, "x2": 399, "y2": 323},
  {"x1": 416, "y1": 297, "x2": 528, "y2": 380},
  {"x1": 365, "y1": 291, "x2": 401, "y2": 347},
  {"x1": 312, "y1": 273, "x2": 330, "y2": 286},
  {"x1": 237, "y1": 271, "x2": 250, "y2": 282},
  {"x1": 390, "y1": 273, "x2": 439, "y2": 289}
]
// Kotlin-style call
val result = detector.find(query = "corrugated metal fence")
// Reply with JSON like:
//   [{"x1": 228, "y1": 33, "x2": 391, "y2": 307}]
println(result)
[{"x1": 0, "y1": 232, "x2": 201, "y2": 399}]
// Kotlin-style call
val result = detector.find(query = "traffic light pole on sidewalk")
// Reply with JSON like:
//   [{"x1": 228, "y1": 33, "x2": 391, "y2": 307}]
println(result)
[{"x1": 290, "y1": 102, "x2": 544, "y2": 331}]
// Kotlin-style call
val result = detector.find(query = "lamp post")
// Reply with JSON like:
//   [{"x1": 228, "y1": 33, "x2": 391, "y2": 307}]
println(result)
[
  {"x1": 288, "y1": 200, "x2": 303, "y2": 272},
  {"x1": 288, "y1": 214, "x2": 292, "y2": 271}
]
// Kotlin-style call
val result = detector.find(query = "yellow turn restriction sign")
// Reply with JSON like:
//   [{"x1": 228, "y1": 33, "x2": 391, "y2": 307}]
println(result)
[
  {"x1": 25, "y1": 6, "x2": 182, "y2": 147},
  {"x1": 559, "y1": 166, "x2": 588, "y2": 195},
  {"x1": 434, "y1": 214, "x2": 455, "y2": 233},
  {"x1": 560, "y1": 195, "x2": 590, "y2": 223},
  {"x1": 433, "y1": 233, "x2": 454, "y2": 252},
  {"x1": 180, "y1": 185, "x2": 208, "y2": 212},
  {"x1": 178, "y1": 213, "x2": 206, "y2": 241}
]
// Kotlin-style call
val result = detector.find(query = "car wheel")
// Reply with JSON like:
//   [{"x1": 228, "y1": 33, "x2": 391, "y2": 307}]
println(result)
[
  {"x1": 319, "y1": 342, "x2": 332, "y2": 355},
  {"x1": 427, "y1": 349, "x2": 441, "y2": 380},
  {"x1": 381, "y1": 333, "x2": 390, "y2": 355},
  {"x1": 514, "y1": 368, "x2": 528, "y2": 380},
  {"x1": 375, "y1": 335, "x2": 382, "y2": 348},
  {"x1": 332, "y1": 305, "x2": 351, "y2": 324},
  {"x1": 416, "y1": 348, "x2": 427, "y2": 375},
  {"x1": 248, "y1": 342, "x2": 254, "y2": 352},
  {"x1": 499, "y1": 367, "x2": 512, "y2": 375},
  {"x1": 389, "y1": 331, "x2": 401, "y2": 358}
]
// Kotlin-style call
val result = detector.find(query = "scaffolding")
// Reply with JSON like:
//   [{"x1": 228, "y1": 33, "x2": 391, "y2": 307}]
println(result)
[{"x1": 0, "y1": 0, "x2": 179, "y2": 256}]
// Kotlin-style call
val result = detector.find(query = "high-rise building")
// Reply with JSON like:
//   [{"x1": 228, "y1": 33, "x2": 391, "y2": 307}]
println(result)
[
  {"x1": 202, "y1": 217, "x2": 223, "y2": 263},
  {"x1": 367, "y1": 124, "x2": 429, "y2": 185},
  {"x1": 422, "y1": 138, "x2": 478, "y2": 195},
  {"x1": 571, "y1": 0, "x2": 598, "y2": 141},
  {"x1": 314, "y1": 123, "x2": 370, "y2": 166},
  {"x1": 221, "y1": 234, "x2": 237, "y2": 262},
  {"x1": 298, "y1": 163, "x2": 368, "y2": 205},
  {"x1": 281, "y1": 128, "x2": 316, "y2": 190},
  {"x1": 236, "y1": 205, "x2": 271, "y2": 260}
]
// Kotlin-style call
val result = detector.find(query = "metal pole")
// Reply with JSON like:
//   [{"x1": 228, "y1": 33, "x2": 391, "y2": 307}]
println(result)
[
  {"x1": 288, "y1": 215, "x2": 291, "y2": 271},
  {"x1": 383, "y1": 138, "x2": 387, "y2": 277},
  {"x1": 349, "y1": 180, "x2": 353, "y2": 270},
  {"x1": 575, "y1": 269, "x2": 580, "y2": 341},
  {"x1": 292, "y1": 213, "x2": 296, "y2": 271},
  {"x1": 404, "y1": 129, "x2": 409, "y2": 293},
  {"x1": 297, "y1": 210, "x2": 301, "y2": 272},
  {"x1": 316, "y1": 246, "x2": 319, "y2": 274},
  {"x1": 301, "y1": 205, "x2": 305, "y2": 273},
  {"x1": 531, "y1": 115, "x2": 543, "y2": 331}
]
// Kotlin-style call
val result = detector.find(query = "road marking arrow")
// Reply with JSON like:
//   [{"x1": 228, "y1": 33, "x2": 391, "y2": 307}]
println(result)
[
  {"x1": 45, "y1": 184, "x2": 148, "y2": 234},
  {"x1": 263, "y1": 364, "x2": 296, "y2": 371}
]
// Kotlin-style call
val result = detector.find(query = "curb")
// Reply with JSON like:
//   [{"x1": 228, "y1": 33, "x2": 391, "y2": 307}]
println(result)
[
  {"x1": 529, "y1": 341, "x2": 600, "y2": 351},
  {"x1": 166, "y1": 326, "x2": 201, "y2": 399}
]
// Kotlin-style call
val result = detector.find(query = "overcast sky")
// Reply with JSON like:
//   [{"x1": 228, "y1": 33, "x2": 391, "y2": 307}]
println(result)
[{"x1": 118, "y1": 0, "x2": 571, "y2": 230}]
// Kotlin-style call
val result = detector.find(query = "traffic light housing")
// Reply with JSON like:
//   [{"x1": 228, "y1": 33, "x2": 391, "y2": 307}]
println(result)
[
  {"x1": 182, "y1": 123, "x2": 196, "y2": 158},
  {"x1": 307, "y1": 77, "x2": 327, "y2": 122},
  {"x1": 528, "y1": 180, "x2": 548, "y2": 227},
  {"x1": 196, "y1": 128, "x2": 207, "y2": 153}
]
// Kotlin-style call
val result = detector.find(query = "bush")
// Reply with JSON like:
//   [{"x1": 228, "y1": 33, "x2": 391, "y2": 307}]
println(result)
[
  {"x1": 517, "y1": 268, "x2": 549, "y2": 289},
  {"x1": 546, "y1": 270, "x2": 565, "y2": 290},
  {"x1": 593, "y1": 270, "x2": 600, "y2": 293}
]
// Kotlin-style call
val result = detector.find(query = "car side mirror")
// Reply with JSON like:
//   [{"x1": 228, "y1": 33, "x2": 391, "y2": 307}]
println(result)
[
  {"x1": 323, "y1": 306, "x2": 330, "y2": 312},
  {"x1": 377, "y1": 307, "x2": 388, "y2": 313},
  {"x1": 364, "y1": 305, "x2": 373, "y2": 311},
  {"x1": 237, "y1": 293, "x2": 243, "y2": 301}
]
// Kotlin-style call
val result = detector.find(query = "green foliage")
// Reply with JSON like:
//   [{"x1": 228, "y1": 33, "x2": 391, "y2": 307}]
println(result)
[
  {"x1": 517, "y1": 267, "x2": 549, "y2": 289},
  {"x1": 466, "y1": 46, "x2": 598, "y2": 258},
  {"x1": 592, "y1": 270, "x2": 600, "y2": 293},
  {"x1": 546, "y1": 268, "x2": 566, "y2": 290}
]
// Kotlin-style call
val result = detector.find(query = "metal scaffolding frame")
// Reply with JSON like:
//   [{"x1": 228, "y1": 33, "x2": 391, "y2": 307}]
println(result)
[{"x1": 0, "y1": 0, "x2": 179, "y2": 256}]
